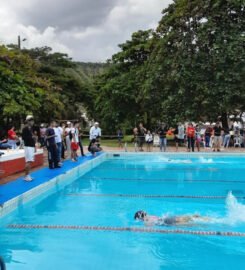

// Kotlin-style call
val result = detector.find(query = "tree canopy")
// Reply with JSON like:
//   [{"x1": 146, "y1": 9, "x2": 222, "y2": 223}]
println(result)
[
  {"x1": 93, "y1": 0, "x2": 245, "y2": 131},
  {"x1": 0, "y1": 45, "x2": 104, "y2": 131},
  {"x1": 0, "y1": 0, "x2": 244, "y2": 134}
]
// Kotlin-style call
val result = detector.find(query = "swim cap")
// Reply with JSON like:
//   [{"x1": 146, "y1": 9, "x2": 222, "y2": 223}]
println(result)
[{"x1": 134, "y1": 211, "x2": 146, "y2": 220}]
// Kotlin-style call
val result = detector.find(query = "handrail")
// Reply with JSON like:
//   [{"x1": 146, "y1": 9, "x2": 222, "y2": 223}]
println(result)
[{"x1": 0, "y1": 257, "x2": 6, "y2": 270}]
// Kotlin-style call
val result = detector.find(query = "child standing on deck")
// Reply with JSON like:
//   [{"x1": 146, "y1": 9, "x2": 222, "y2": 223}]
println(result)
[
  {"x1": 145, "y1": 130, "x2": 153, "y2": 152},
  {"x1": 70, "y1": 122, "x2": 79, "y2": 162}
]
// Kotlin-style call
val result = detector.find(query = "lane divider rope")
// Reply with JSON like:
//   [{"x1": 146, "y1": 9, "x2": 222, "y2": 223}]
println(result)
[
  {"x1": 82, "y1": 177, "x2": 245, "y2": 184},
  {"x1": 65, "y1": 194, "x2": 245, "y2": 199},
  {"x1": 95, "y1": 167, "x2": 219, "y2": 171},
  {"x1": 7, "y1": 224, "x2": 245, "y2": 237}
]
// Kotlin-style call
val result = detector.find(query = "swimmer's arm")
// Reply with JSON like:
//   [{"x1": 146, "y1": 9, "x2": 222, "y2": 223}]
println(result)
[{"x1": 195, "y1": 216, "x2": 211, "y2": 221}]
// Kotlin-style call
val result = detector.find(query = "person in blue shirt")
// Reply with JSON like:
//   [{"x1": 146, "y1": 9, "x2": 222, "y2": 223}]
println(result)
[{"x1": 0, "y1": 138, "x2": 11, "y2": 149}]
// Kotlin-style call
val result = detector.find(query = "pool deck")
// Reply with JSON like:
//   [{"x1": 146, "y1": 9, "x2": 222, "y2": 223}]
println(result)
[{"x1": 0, "y1": 153, "x2": 103, "y2": 206}]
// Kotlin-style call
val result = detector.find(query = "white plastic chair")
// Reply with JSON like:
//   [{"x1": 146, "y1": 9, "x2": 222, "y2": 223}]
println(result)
[
  {"x1": 234, "y1": 136, "x2": 241, "y2": 147},
  {"x1": 153, "y1": 135, "x2": 160, "y2": 147}
]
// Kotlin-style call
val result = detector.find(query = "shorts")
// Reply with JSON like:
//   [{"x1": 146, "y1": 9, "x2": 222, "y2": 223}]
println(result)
[
  {"x1": 196, "y1": 137, "x2": 202, "y2": 143},
  {"x1": 71, "y1": 142, "x2": 79, "y2": 151},
  {"x1": 157, "y1": 216, "x2": 177, "y2": 226},
  {"x1": 178, "y1": 139, "x2": 185, "y2": 144},
  {"x1": 90, "y1": 146, "x2": 100, "y2": 154},
  {"x1": 214, "y1": 136, "x2": 221, "y2": 145},
  {"x1": 24, "y1": 147, "x2": 35, "y2": 162}
]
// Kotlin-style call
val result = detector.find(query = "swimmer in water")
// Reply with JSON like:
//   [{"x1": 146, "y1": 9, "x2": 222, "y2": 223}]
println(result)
[{"x1": 134, "y1": 210, "x2": 211, "y2": 226}]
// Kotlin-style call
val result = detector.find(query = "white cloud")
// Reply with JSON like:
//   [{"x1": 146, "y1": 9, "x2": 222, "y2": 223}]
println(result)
[{"x1": 0, "y1": 0, "x2": 173, "y2": 61}]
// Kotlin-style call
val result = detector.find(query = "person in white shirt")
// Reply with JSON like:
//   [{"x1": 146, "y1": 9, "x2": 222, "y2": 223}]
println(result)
[
  {"x1": 89, "y1": 122, "x2": 102, "y2": 141},
  {"x1": 65, "y1": 122, "x2": 73, "y2": 159},
  {"x1": 178, "y1": 123, "x2": 185, "y2": 143},
  {"x1": 54, "y1": 122, "x2": 63, "y2": 165},
  {"x1": 145, "y1": 130, "x2": 153, "y2": 152}
]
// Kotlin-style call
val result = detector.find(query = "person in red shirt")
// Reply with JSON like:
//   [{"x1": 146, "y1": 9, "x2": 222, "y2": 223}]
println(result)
[
  {"x1": 186, "y1": 122, "x2": 195, "y2": 152},
  {"x1": 7, "y1": 126, "x2": 18, "y2": 149}
]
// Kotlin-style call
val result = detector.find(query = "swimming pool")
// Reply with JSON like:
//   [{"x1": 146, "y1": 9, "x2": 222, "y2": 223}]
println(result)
[{"x1": 0, "y1": 153, "x2": 245, "y2": 269}]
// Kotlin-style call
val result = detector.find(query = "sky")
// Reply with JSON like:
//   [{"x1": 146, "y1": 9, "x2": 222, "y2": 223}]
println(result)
[{"x1": 0, "y1": 0, "x2": 172, "y2": 62}]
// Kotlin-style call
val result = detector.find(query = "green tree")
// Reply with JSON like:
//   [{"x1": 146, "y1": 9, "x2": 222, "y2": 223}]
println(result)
[
  {"x1": 145, "y1": 0, "x2": 245, "y2": 126},
  {"x1": 0, "y1": 45, "x2": 63, "y2": 128},
  {"x1": 94, "y1": 30, "x2": 155, "y2": 132},
  {"x1": 23, "y1": 47, "x2": 102, "y2": 121},
  {"x1": 93, "y1": 0, "x2": 244, "y2": 131}
]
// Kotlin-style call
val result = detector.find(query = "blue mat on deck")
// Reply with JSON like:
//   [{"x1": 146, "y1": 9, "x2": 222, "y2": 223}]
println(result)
[{"x1": 0, "y1": 152, "x2": 105, "y2": 205}]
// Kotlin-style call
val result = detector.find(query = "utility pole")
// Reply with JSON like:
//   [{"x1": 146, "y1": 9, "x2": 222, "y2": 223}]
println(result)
[
  {"x1": 17, "y1": 36, "x2": 27, "y2": 50},
  {"x1": 18, "y1": 35, "x2": 21, "y2": 49}
]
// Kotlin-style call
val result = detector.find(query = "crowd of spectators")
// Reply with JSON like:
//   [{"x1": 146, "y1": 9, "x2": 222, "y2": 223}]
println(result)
[
  {"x1": 131, "y1": 120, "x2": 245, "y2": 152},
  {"x1": 0, "y1": 116, "x2": 102, "y2": 181}
]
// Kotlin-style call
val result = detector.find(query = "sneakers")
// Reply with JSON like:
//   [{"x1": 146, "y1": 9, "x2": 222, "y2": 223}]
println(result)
[{"x1": 24, "y1": 175, "x2": 33, "y2": 182}]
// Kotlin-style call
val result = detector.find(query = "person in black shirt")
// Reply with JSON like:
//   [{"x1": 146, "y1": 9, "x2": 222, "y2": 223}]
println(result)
[
  {"x1": 158, "y1": 124, "x2": 168, "y2": 152},
  {"x1": 46, "y1": 121, "x2": 60, "y2": 169},
  {"x1": 213, "y1": 122, "x2": 222, "y2": 152},
  {"x1": 138, "y1": 123, "x2": 146, "y2": 151},
  {"x1": 88, "y1": 139, "x2": 102, "y2": 156},
  {"x1": 22, "y1": 115, "x2": 36, "y2": 181}
]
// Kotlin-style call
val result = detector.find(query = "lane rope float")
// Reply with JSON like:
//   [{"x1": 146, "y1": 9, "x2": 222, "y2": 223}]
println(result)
[
  {"x1": 65, "y1": 193, "x2": 245, "y2": 199},
  {"x1": 7, "y1": 224, "x2": 245, "y2": 237},
  {"x1": 81, "y1": 176, "x2": 245, "y2": 184},
  {"x1": 96, "y1": 167, "x2": 219, "y2": 172}
]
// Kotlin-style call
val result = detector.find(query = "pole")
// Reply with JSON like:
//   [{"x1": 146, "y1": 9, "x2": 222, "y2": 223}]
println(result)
[{"x1": 18, "y1": 35, "x2": 21, "y2": 50}]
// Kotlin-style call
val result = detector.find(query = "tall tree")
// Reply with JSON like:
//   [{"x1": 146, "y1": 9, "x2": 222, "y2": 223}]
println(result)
[
  {"x1": 145, "y1": 0, "x2": 245, "y2": 125},
  {"x1": 0, "y1": 45, "x2": 63, "y2": 128},
  {"x1": 94, "y1": 30, "x2": 155, "y2": 132}
]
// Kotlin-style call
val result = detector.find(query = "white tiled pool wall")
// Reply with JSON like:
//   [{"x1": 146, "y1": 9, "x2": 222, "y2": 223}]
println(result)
[{"x1": 0, "y1": 153, "x2": 107, "y2": 218}]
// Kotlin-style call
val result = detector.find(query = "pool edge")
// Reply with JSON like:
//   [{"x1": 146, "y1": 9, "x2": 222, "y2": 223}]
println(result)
[{"x1": 0, "y1": 153, "x2": 107, "y2": 218}]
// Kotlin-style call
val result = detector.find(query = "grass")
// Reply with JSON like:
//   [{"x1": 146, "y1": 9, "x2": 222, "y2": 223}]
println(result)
[
  {"x1": 82, "y1": 135, "x2": 175, "y2": 148},
  {"x1": 82, "y1": 135, "x2": 133, "y2": 147}
]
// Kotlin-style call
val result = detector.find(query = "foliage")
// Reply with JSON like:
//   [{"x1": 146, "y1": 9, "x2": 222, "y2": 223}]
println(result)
[
  {"x1": 93, "y1": 30, "x2": 156, "y2": 132},
  {"x1": 0, "y1": 46, "x2": 63, "y2": 128},
  {"x1": 0, "y1": 46, "x2": 104, "y2": 131},
  {"x1": 94, "y1": 0, "x2": 245, "y2": 131},
  {"x1": 1, "y1": 0, "x2": 244, "y2": 134}
]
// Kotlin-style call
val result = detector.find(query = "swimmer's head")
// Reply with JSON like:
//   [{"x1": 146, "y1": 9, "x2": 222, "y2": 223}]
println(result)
[{"x1": 134, "y1": 210, "x2": 147, "y2": 220}]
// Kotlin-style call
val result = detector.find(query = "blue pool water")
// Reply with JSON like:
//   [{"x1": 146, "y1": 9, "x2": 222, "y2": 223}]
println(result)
[{"x1": 0, "y1": 154, "x2": 245, "y2": 269}]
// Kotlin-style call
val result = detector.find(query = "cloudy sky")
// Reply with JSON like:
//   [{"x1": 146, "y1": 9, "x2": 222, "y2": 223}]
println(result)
[{"x1": 0, "y1": 0, "x2": 172, "y2": 62}]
